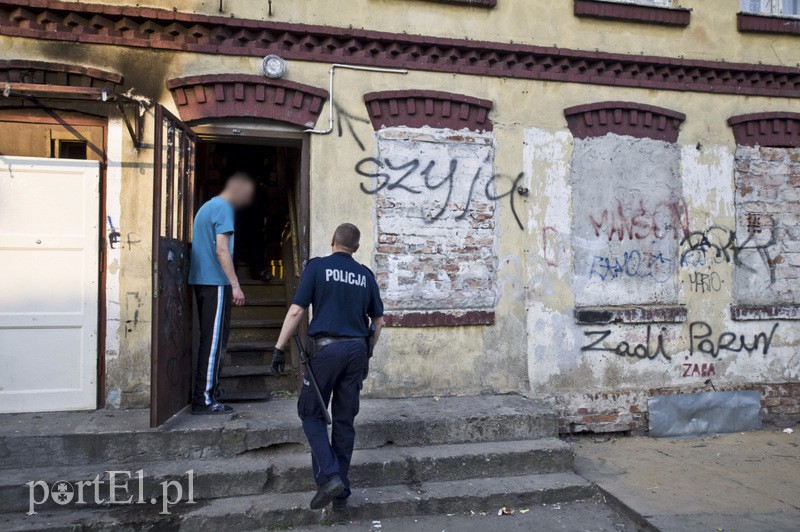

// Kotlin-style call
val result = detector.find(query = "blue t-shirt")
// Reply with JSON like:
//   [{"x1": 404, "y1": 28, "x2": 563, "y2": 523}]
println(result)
[
  {"x1": 293, "y1": 252, "x2": 384, "y2": 338},
  {"x1": 188, "y1": 196, "x2": 235, "y2": 286}
]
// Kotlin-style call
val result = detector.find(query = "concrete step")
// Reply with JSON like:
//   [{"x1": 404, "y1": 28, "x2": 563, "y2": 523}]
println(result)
[
  {"x1": 0, "y1": 472, "x2": 593, "y2": 530},
  {"x1": 0, "y1": 395, "x2": 557, "y2": 469},
  {"x1": 0, "y1": 439, "x2": 573, "y2": 514}
]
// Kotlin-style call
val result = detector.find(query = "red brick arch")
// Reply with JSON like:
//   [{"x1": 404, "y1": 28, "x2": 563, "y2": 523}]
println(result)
[
  {"x1": 0, "y1": 60, "x2": 123, "y2": 90},
  {"x1": 728, "y1": 112, "x2": 800, "y2": 148},
  {"x1": 166, "y1": 75, "x2": 328, "y2": 128},
  {"x1": 363, "y1": 90, "x2": 493, "y2": 132},
  {"x1": 564, "y1": 101, "x2": 686, "y2": 143}
]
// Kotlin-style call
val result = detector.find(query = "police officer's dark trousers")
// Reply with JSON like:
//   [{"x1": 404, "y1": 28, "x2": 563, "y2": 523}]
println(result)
[{"x1": 298, "y1": 339, "x2": 368, "y2": 500}]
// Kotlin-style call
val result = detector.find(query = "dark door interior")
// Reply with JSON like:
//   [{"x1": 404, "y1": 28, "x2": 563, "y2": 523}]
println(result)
[{"x1": 194, "y1": 141, "x2": 303, "y2": 401}]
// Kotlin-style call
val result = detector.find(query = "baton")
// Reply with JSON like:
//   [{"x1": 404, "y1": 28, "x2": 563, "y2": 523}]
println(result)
[{"x1": 294, "y1": 334, "x2": 332, "y2": 425}]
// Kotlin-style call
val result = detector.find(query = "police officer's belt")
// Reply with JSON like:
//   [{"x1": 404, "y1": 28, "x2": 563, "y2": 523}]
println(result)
[{"x1": 315, "y1": 336, "x2": 364, "y2": 349}]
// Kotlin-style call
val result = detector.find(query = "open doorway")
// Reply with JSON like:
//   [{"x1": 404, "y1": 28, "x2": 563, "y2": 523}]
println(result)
[{"x1": 194, "y1": 140, "x2": 303, "y2": 401}]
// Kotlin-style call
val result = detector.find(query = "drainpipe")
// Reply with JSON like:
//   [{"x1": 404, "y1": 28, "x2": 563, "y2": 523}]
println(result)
[{"x1": 304, "y1": 64, "x2": 408, "y2": 135}]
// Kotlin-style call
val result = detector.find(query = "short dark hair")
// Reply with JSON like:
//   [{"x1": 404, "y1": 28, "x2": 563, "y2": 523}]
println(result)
[{"x1": 333, "y1": 223, "x2": 360, "y2": 251}]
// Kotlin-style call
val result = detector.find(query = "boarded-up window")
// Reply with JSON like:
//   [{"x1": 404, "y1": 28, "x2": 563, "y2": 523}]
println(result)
[
  {"x1": 733, "y1": 146, "x2": 800, "y2": 305},
  {"x1": 571, "y1": 135, "x2": 683, "y2": 307},
  {"x1": 363, "y1": 128, "x2": 498, "y2": 313}
]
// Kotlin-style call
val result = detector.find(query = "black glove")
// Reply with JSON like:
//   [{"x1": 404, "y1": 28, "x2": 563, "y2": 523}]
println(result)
[
  {"x1": 362, "y1": 360, "x2": 369, "y2": 381},
  {"x1": 270, "y1": 347, "x2": 286, "y2": 376}
]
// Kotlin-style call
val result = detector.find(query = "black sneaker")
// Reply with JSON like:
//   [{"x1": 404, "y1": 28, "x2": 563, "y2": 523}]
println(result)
[
  {"x1": 309, "y1": 476, "x2": 345, "y2": 510},
  {"x1": 191, "y1": 402, "x2": 234, "y2": 415},
  {"x1": 332, "y1": 498, "x2": 348, "y2": 514}
]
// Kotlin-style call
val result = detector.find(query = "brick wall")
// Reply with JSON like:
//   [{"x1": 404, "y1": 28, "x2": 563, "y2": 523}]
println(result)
[
  {"x1": 370, "y1": 128, "x2": 498, "y2": 313},
  {"x1": 556, "y1": 383, "x2": 800, "y2": 434},
  {"x1": 734, "y1": 146, "x2": 800, "y2": 304}
]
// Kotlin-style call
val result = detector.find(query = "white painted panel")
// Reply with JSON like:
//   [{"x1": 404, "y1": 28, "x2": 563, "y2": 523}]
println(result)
[{"x1": 0, "y1": 156, "x2": 99, "y2": 412}]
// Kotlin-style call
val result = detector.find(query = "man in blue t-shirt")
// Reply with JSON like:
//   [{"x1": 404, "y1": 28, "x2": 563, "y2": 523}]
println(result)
[
  {"x1": 188, "y1": 171, "x2": 254, "y2": 415},
  {"x1": 271, "y1": 223, "x2": 384, "y2": 513}
]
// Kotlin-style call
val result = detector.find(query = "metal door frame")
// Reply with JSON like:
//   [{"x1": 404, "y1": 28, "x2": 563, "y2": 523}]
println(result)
[{"x1": 150, "y1": 105, "x2": 197, "y2": 427}]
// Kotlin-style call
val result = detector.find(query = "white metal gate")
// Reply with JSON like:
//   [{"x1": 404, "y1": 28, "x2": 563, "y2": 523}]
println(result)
[{"x1": 0, "y1": 156, "x2": 100, "y2": 413}]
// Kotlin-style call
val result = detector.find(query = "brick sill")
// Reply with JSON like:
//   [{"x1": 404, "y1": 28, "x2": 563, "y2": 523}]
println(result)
[
  {"x1": 731, "y1": 304, "x2": 800, "y2": 321},
  {"x1": 738, "y1": 12, "x2": 800, "y2": 36},
  {"x1": 575, "y1": 306, "x2": 687, "y2": 325},
  {"x1": 407, "y1": 0, "x2": 496, "y2": 7},
  {"x1": 385, "y1": 310, "x2": 495, "y2": 327},
  {"x1": 574, "y1": 0, "x2": 691, "y2": 27}
]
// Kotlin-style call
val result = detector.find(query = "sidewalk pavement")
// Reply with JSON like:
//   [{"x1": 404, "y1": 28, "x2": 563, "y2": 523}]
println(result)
[{"x1": 572, "y1": 429, "x2": 800, "y2": 532}]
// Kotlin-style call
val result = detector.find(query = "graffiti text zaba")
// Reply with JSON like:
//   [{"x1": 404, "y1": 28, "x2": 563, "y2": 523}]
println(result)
[
  {"x1": 355, "y1": 156, "x2": 525, "y2": 230},
  {"x1": 581, "y1": 322, "x2": 780, "y2": 361}
]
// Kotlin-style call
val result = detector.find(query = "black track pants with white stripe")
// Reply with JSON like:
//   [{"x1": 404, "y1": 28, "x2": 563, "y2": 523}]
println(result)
[{"x1": 193, "y1": 285, "x2": 232, "y2": 406}]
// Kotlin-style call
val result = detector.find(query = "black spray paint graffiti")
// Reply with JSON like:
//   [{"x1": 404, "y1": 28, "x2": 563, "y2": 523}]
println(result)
[
  {"x1": 689, "y1": 321, "x2": 779, "y2": 358},
  {"x1": 680, "y1": 220, "x2": 779, "y2": 283},
  {"x1": 581, "y1": 325, "x2": 670, "y2": 361},
  {"x1": 686, "y1": 271, "x2": 723, "y2": 293},
  {"x1": 335, "y1": 102, "x2": 370, "y2": 152},
  {"x1": 355, "y1": 156, "x2": 526, "y2": 230},
  {"x1": 582, "y1": 322, "x2": 779, "y2": 362},
  {"x1": 331, "y1": 102, "x2": 527, "y2": 230}
]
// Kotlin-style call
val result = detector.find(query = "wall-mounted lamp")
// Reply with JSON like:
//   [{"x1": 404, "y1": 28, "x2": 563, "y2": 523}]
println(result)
[{"x1": 262, "y1": 55, "x2": 287, "y2": 79}]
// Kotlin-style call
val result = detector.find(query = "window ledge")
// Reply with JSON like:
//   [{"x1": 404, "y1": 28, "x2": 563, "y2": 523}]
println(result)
[
  {"x1": 385, "y1": 310, "x2": 495, "y2": 327},
  {"x1": 574, "y1": 0, "x2": 691, "y2": 27},
  {"x1": 731, "y1": 304, "x2": 800, "y2": 321},
  {"x1": 408, "y1": 0, "x2": 496, "y2": 7},
  {"x1": 575, "y1": 306, "x2": 687, "y2": 325},
  {"x1": 738, "y1": 12, "x2": 800, "y2": 36}
]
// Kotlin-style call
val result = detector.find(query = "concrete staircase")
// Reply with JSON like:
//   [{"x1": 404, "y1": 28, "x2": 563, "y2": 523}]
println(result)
[
  {"x1": 0, "y1": 395, "x2": 594, "y2": 531},
  {"x1": 218, "y1": 279, "x2": 295, "y2": 401}
]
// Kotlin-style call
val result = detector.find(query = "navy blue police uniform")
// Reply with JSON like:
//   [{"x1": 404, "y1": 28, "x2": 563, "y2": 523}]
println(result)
[{"x1": 292, "y1": 251, "x2": 384, "y2": 503}]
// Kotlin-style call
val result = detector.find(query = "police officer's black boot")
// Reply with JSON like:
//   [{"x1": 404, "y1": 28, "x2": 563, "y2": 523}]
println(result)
[
  {"x1": 309, "y1": 475, "x2": 345, "y2": 510},
  {"x1": 332, "y1": 497, "x2": 347, "y2": 514}
]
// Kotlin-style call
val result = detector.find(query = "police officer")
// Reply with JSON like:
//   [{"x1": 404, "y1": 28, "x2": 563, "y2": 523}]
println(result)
[{"x1": 270, "y1": 223, "x2": 384, "y2": 513}]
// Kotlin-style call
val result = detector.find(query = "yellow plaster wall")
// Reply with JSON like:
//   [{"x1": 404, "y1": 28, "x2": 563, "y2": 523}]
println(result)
[
  {"x1": 67, "y1": 0, "x2": 800, "y2": 67},
  {"x1": 1, "y1": 0, "x2": 798, "y2": 404}
]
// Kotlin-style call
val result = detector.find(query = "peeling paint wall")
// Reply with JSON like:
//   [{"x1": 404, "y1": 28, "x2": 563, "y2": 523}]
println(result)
[
  {"x1": 2, "y1": 0, "x2": 800, "y2": 424},
  {"x1": 733, "y1": 146, "x2": 800, "y2": 305},
  {"x1": 526, "y1": 125, "x2": 800, "y2": 432},
  {"x1": 571, "y1": 136, "x2": 682, "y2": 306},
  {"x1": 370, "y1": 128, "x2": 497, "y2": 313}
]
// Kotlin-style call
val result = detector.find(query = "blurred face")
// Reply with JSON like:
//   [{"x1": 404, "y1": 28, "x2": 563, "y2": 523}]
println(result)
[{"x1": 227, "y1": 174, "x2": 255, "y2": 209}]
